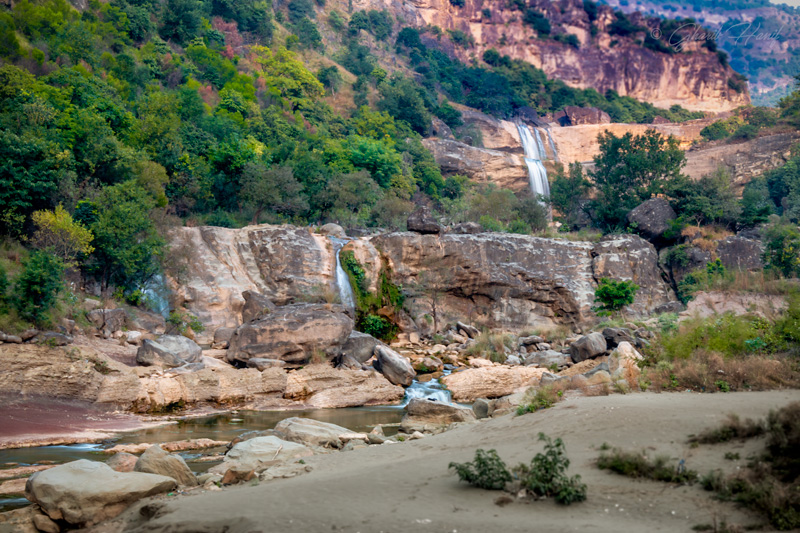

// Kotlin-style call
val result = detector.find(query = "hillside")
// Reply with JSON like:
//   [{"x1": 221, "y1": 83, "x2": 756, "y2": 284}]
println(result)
[{"x1": 604, "y1": 0, "x2": 800, "y2": 106}]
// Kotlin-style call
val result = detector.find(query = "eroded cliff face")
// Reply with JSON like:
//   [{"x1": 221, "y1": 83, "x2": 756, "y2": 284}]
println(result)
[
  {"x1": 171, "y1": 225, "x2": 676, "y2": 339},
  {"x1": 352, "y1": 0, "x2": 749, "y2": 112}
]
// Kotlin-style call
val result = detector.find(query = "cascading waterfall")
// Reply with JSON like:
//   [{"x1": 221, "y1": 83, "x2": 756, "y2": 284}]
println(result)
[
  {"x1": 140, "y1": 274, "x2": 170, "y2": 317},
  {"x1": 545, "y1": 127, "x2": 559, "y2": 163},
  {"x1": 401, "y1": 369, "x2": 453, "y2": 406},
  {"x1": 533, "y1": 127, "x2": 547, "y2": 162},
  {"x1": 516, "y1": 123, "x2": 551, "y2": 207},
  {"x1": 330, "y1": 237, "x2": 356, "y2": 311}
]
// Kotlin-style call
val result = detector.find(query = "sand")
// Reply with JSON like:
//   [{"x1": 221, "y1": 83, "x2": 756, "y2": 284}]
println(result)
[{"x1": 92, "y1": 389, "x2": 800, "y2": 533}]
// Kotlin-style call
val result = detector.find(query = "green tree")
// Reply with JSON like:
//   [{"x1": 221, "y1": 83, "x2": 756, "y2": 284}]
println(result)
[
  {"x1": 594, "y1": 278, "x2": 639, "y2": 314},
  {"x1": 31, "y1": 205, "x2": 94, "y2": 267},
  {"x1": 739, "y1": 178, "x2": 775, "y2": 228},
  {"x1": 667, "y1": 167, "x2": 740, "y2": 227},
  {"x1": 160, "y1": 0, "x2": 202, "y2": 43},
  {"x1": 86, "y1": 181, "x2": 165, "y2": 290},
  {"x1": 763, "y1": 223, "x2": 800, "y2": 278},
  {"x1": 240, "y1": 163, "x2": 308, "y2": 224},
  {"x1": 377, "y1": 75, "x2": 431, "y2": 135},
  {"x1": 551, "y1": 162, "x2": 591, "y2": 229},
  {"x1": 590, "y1": 130, "x2": 686, "y2": 230},
  {"x1": 13, "y1": 250, "x2": 64, "y2": 325}
]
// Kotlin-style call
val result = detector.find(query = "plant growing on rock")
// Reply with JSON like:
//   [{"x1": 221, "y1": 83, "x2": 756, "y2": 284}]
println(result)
[
  {"x1": 593, "y1": 278, "x2": 639, "y2": 315},
  {"x1": 13, "y1": 250, "x2": 64, "y2": 325}
]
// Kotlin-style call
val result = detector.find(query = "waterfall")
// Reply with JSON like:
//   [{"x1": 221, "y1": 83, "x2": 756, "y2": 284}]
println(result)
[
  {"x1": 140, "y1": 274, "x2": 170, "y2": 317},
  {"x1": 516, "y1": 123, "x2": 551, "y2": 205},
  {"x1": 330, "y1": 237, "x2": 356, "y2": 310},
  {"x1": 533, "y1": 127, "x2": 547, "y2": 161},
  {"x1": 545, "y1": 127, "x2": 559, "y2": 163},
  {"x1": 401, "y1": 369, "x2": 453, "y2": 406}
]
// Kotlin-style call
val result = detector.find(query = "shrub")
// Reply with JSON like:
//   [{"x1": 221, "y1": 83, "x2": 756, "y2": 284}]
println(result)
[
  {"x1": 700, "y1": 121, "x2": 730, "y2": 141},
  {"x1": 30, "y1": 205, "x2": 94, "y2": 267},
  {"x1": 513, "y1": 433, "x2": 587, "y2": 504},
  {"x1": 689, "y1": 414, "x2": 764, "y2": 444},
  {"x1": 358, "y1": 313, "x2": 394, "y2": 340},
  {"x1": 597, "y1": 448, "x2": 697, "y2": 484},
  {"x1": 13, "y1": 250, "x2": 64, "y2": 325},
  {"x1": 763, "y1": 223, "x2": 800, "y2": 278},
  {"x1": 516, "y1": 385, "x2": 563, "y2": 415},
  {"x1": 594, "y1": 278, "x2": 639, "y2": 313},
  {"x1": 166, "y1": 310, "x2": 205, "y2": 336},
  {"x1": 449, "y1": 448, "x2": 512, "y2": 490},
  {"x1": 0, "y1": 263, "x2": 7, "y2": 307}
]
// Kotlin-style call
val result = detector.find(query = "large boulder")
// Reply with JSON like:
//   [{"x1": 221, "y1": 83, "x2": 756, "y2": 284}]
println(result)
[
  {"x1": 241, "y1": 291, "x2": 277, "y2": 324},
  {"x1": 626, "y1": 198, "x2": 677, "y2": 243},
  {"x1": 86, "y1": 308, "x2": 127, "y2": 333},
  {"x1": 208, "y1": 436, "x2": 312, "y2": 476},
  {"x1": 318, "y1": 223, "x2": 347, "y2": 239},
  {"x1": 154, "y1": 335, "x2": 203, "y2": 363},
  {"x1": 523, "y1": 349, "x2": 571, "y2": 370},
  {"x1": 134, "y1": 444, "x2": 197, "y2": 486},
  {"x1": 400, "y1": 398, "x2": 476, "y2": 433},
  {"x1": 602, "y1": 327, "x2": 635, "y2": 348},
  {"x1": 25, "y1": 460, "x2": 176, "y2": 526},
  {"x1": 340, "y1": 331, "x2": 382, "y2": 363},
  {"x1": 717, "y1": 236, "x2": 764, "y2": 271},
  {"x1": 441, "y1": 367, "x2": 545, "y2": 401},
  {"x1": 273, "y1": 417, "x2": 353, "y2": 449},
  {"x1": 136, "y1": 339, "x2": 187, "y2": 368},
  {"x1": 569, "y1": 332, "x2": 608, "y2": 362},
  {"x1": 227, "y1": 304, "x2": 353, "y2": 365},
  {"x1": 373, "y1": 345, "x2": 416, "y2": 386},
  {"x1": 283, "y1": 365, "x2": 404, "y2": 408},
  {"x1": 407, "y1": 207, "x2": 442, "y2": 235},
  {"x1": 106, "y1": 452, "x2": 138, "y2": 473}
]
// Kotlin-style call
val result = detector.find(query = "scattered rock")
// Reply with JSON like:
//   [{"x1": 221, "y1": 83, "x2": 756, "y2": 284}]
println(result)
[
  {"x1": 610, "y1": 341, "x2": 643, "y2": 383},
  {"x1": 456, "y1": 321, "x2": 479, "y2": 339},
  {"x1": 450, "y1": 221, "x2": 482, "y2": 234},
  {"x1": 472, "y1": 398, "x2": 495, "y2": 419},
  {"x1": 212, "y1": 327, "x2": 236, "y2": 349},
  {"x1": 86, "y1": 309, "x2": 127, "y2": 333},
  {"x1": 524, "y1": 350, "x2": 571, "y2": 370},
  {"x1": 228, "y1": 303, "x2": 352, "y2": 365},
  {"x1": 602, "y1": 328, "x2": 634, "y2": 348},
  {"x1": 569, "y1": 332, "x2": 607, "y2": 363},
  {"x1": 626, "y1": 198, "x2": 676, "y2": 243},
  {"x1": 35, "y1": 332, "x2": 72, "y2": 346},
  {"x1": 407, "y1": 207, "x2": 442, "y2": 235},
  {"x1": 414, "y1": 356, "x2": 443, "y2": 373},
  {"x1": 373, "y1": 345, "x2": 416, "y2": 386},
  {"x1": 32, "y1": 513, "x2": 60, "y2": 533},
  {"x1": 518, "y1": 335, "x2": 544, "y2": 346},
  {"x1": 136, "y1": 339, "x2": 187, "y2": 368},
  {"x1": 154, "y1": 335, "x2": 203, "y2": 363},
  {"x1": 539, "y1": 372, "x2": 563, "y2": 386},
  {"x1": 210, "y1": 436, "x2": 312, "y2": 476},
  {"x1": 273, "y1": 417, "x2": 352, "y2": 449},
  {"x1": 400, "y1": 398, "x2": 477, "y2": 433},
  {"x1": 25, "y1": 460, "x2": 176, "y2": 527},
  {"x1": 134, "y1": 445, "x2": 198, "y2": 487},
  {"x1": 106, "y1": 452, "x2": 138, "y2": 473},
  {"x1": 341, "y1": 331, "x2": 382, "y2": 363},
  {"x1": 20, "y1": 329, "x2": 38, "y2": 341}
]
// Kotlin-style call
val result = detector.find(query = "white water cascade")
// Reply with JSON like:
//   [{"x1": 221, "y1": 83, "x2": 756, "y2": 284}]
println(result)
[
  {"x1": 330, "y1": 237, "x2": 356, "y2": 311},
  {"x1": 545, "y1": 127, "x2": 559, "y2": 163},
  {"x1": 140, "y1": 274, "x2": 170, "y2": 317},
  {"x1": 401, "y1": 369, "x2": 453, "y2": 406},
  {"x1": 516, "y1": 123, "x2": 551, "y2": 206}
]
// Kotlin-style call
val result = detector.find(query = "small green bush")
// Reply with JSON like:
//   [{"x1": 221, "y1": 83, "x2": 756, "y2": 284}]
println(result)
[
  {"x1": 449, "y1": 448, "x2": 512, "y2": 490},
  {"x1": 167, "y1": 310, "x2": 205, "y2": 336},
  {"x1": 516, "y1": 385, "x2": 562, "y2": 415},
  {"x1": 597, "y1": 448, "x2": 697, "y2": 484},
  {"x1": 0, "y1": 263, "x2": 8, "y2": 306},
  {"x1": 594, "y1": 278, "x2": 639, "y2": 313},
  {"x1": 514, "y1": 433, "x2": 587, "y2": 504}
]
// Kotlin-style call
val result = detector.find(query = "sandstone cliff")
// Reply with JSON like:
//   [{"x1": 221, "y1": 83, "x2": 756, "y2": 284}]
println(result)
[
  {"x1": 169, "y1": 224, "x2": 677, "y2": 339},
  {"x1": 351, "y1": 0, "x2": 749, "y2": 112}
]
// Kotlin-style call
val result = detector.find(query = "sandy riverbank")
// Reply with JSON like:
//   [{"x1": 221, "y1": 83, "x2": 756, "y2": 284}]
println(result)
[{"x1": 89, "y1": 390, "x2": 800, "y2": 533}]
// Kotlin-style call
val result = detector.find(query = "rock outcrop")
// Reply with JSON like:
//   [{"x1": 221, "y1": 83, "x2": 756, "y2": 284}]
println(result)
[
  {"x1": 209, "y1": 436, "x2": 312, "y2": 476},
  {"x1": 400, "y1": 398, "x2": 476, "y2": 433},
  {"x1": 25, "y1": 460, "x2": 176, "y2": 526},
  {"x1": 441, "y1": 367, "x2": 546, "y2": 401},
  {"x1": 626, "y1": 198, "x2": 677, "y2": 243},
  {"x1": 421, "y1": 138, "x2": 529, "y2": 192},
  {"x1": 716, "y1": 236, "x2": 764, "y2": 271},
  {"x1": 282, "y1": 365, "x2": 404, "y2": 407},
  {"x1": 273, "y1": 417, "x2": 353, "y2": 449},
  {"x1": 227, "y1": 304, "x2": 353, "y2": 365},
  {"x1": 134, "y1": 445, "x2": 198, "y2": 487},
  {"x1": 373, "y1": 345, "x2": 416, "y2": 386}
]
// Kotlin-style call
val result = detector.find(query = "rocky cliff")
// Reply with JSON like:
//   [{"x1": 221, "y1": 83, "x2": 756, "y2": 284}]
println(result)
[
  {"x1": 170, "y1": 224, "x2": 677, "y2": 340},
  {"x1": 351, "y1": 0, "x2": 749, "y2": 112}
]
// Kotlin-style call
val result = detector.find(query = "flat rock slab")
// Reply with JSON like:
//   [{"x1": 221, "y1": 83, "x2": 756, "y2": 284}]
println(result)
[
  {"x1": 25, "y1": 459, "x2": 176, "y2": 526},
  {"x1": 274, "y1": 417, "x2": 353, "y2": 449},
  {"x1": 209, "y1": 436, "x2": 314, "y2": 476}
]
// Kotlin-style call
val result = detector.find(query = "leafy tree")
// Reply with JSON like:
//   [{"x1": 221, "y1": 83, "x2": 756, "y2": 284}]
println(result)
[
  {"x1": 13, "y1": 250, "x2": 64, "y2": 325},
  {"x1": 594, "y1": 278, "x2": 639, "y2": 314},
  {"x1": 524, "y1": 9, "x2": 551, "y2": 35},
  {"x1": 160, "y1": 0, "x2": 202, "y2": 43},
  {"x1": 0, "y1": 263, "x2": 8, "y2": 308},
  {"x1": 551, "y1": 163, "x2": 591, "y2": 229},
  {"x1": 317, "y1": 65, "x2": 342, "y2": 94},
  {"x1": 240, "y1": 163, "x2": 307, "y2": 223},
  {"x1": 377, "y1": 75, "x2": 431, "y2": 135},
  {"x1": 739, "y1": 178, "x2": 775, "y2": 228},
  {"x1": 700, "y1": 120, "x2": 730, "y2": 141},
  {"x1": 31, "y1": 205, "x2": 94, "y2": 267},
  {"x1": 763, "y1": 223, "x2": 800, "y2": 278},
  {"x1": 86, "y1": 181, "x2": 165, "y2": 290},
  {"x1": 667, "y1": 167, "x2": 740, "y2": 227},
  {"x1": 590, "y1": 130, "x2": 686, "y2": 230},
  {"x1": 295, "y1": 17, "x2": 322, "y2": 50}
]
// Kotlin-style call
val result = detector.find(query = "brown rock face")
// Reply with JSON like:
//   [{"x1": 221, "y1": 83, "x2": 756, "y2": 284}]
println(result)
[
  {"x1": 354, "y1": 0, "x2": 748, "y2": 112},
  {"x1": 168, "y1": 225, "x2": 338, "y2": 343},
  {"x1": 227, "y1": 304, "x2": 353, "y2": 365},
  {"x1": 371, "y1": 232, "x2": 675, "y2": 332},
  {"x1": 554, "y1": 106, "x2": 611, "y2": 126},
  {"x1": 283, "y1": 365, "x2": 404, "y2": 407},
  {"x1": 422, "y1": 138, "x2": 529, "y2": 192}
]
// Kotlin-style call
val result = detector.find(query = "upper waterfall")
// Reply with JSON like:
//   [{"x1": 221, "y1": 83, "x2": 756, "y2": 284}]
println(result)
[{"x1": 516, "y1": 123, "x2": 551, "y2": 207}]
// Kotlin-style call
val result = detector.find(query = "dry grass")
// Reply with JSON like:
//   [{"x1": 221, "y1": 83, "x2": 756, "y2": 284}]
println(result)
[
  {"x1": 689, "y1": 413, "x2": 765, "y2": 444},
  {"x1": 464, "y1": 331, "x2": 515, "y2": 363},
  {"x1": 681, "y1": 225, "x2": 734, "y2": 253},
  {"x1": 642, "y1": 350, "x2": 799, "y2": 393}
]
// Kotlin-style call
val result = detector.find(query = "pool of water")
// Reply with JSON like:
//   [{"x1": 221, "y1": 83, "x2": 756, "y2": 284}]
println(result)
[{"x1": 0, "y1": 406, "x2": 406, "y2": 512}]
